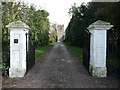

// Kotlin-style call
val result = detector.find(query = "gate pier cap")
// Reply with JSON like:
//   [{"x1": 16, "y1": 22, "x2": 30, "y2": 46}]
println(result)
[{"x1": 6, "y1": 20, "x2": 30, "y2": 29}]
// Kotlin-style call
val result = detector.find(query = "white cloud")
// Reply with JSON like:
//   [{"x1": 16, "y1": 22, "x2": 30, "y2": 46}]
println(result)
[{"x1": 24, "y1": 0, "x2": 92, "y2": 29}]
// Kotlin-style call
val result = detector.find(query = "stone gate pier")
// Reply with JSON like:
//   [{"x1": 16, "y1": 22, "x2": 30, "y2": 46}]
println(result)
[
  {"x1": 87, "y1": 20, "x2": 113, "y2": 77},
  {"x1": 6, "y1": 21, "x2": 29, "y2": 78}
]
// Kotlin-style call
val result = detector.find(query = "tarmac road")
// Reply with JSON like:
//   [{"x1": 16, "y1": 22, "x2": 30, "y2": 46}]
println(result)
[{"x1": 2, "y1": 43, "x2": 119, "y2": 88}]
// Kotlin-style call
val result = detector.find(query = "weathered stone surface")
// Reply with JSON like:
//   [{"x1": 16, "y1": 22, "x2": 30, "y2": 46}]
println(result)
[
  {"x1": 9, "y1": 68, "x2": 26, "y2": 77},
  {"x1": 89, "y1": 64, "x2": 107, "y2": 77}
]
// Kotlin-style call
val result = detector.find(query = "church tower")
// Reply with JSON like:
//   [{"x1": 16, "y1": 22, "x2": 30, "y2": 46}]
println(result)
[{"x1": 57, "y1": 25, "x2": 64, "y2": 42}]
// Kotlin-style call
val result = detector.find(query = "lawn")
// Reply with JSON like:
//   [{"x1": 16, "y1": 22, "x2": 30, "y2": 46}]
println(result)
[
  {"x1": 35, "y1": 44, "x2": 52, "y2": 59},
  {"x1": 64, "y1": 42, "x2": 83, "y2": 63}
]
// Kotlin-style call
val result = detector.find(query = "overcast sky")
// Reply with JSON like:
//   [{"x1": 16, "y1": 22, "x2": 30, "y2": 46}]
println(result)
[{"x1": 24, "y1": 0, "x2": 92, "y2": 29}]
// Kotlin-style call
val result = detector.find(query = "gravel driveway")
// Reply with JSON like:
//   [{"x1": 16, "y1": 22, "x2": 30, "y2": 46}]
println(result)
[{"x1": 2, "y1": 43, "x2": 119, "y2": 88}]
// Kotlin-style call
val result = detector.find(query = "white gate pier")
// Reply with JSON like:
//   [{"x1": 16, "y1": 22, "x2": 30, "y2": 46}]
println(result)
[
  {"x1": 87, "y1": 20, "x2": 113, "y2": 77},
  {"x1": 6, "y1": 21, "x2": 29, "y2": 78}
]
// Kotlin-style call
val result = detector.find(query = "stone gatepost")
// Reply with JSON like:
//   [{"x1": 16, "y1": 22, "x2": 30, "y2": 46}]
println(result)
[
  {"x1": 6, "y1": 21, "x2": 29, "y2": 78},
  {"x1": 87, "y1": 20, "x2": 113, "y2": 77}
]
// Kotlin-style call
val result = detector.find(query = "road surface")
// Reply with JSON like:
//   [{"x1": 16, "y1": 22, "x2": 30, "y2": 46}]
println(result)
[{"x1": 2, "y1": 43, "x2": 119, "y2": 88}]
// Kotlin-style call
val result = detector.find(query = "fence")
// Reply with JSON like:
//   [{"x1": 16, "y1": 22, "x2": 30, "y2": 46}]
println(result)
[
  {"x1": 27, "y1": 30, "x2": 35, "y2": 71},
  {"x1": 107, "y1": 29, "x2": 120, "y2": 76},
  {"x1": 83, "y1": 30, "x2": 90, "y2": 71}
]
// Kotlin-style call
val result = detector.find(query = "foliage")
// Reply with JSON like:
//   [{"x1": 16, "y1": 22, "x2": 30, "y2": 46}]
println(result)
[{"x1": 2, "y1": 2, "x2": 50, "y2": 76}]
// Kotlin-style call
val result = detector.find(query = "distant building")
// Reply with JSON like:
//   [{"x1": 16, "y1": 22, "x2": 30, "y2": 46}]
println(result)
[{"x1": 57, "y1": 25, "x2": 65, "y2": 42}]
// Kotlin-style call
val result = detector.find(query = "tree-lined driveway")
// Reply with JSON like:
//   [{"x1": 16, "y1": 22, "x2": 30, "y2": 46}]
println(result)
[{"x1": 3, "y1": 43, "x2": 119, "y2": 88}]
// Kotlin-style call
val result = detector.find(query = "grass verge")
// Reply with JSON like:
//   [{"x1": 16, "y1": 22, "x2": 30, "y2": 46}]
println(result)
[
  {"x1": 63, "y1": 42, "x2": 83, "y2": 63},
  {"x1": 35, "y1": 44, "x2": 52, "y2": 59}
]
